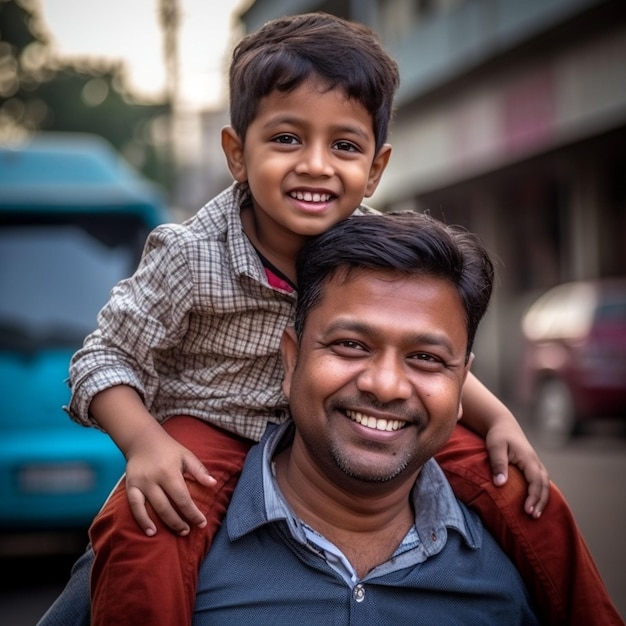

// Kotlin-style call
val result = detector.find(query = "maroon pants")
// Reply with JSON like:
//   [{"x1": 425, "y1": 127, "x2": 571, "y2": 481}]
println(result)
[
  {"x1": 89, "y1": 417, "x2": 252, "y2": 626},
  {"x1": 89, "y1": 418, "x2": 622, "y2": 626},
  {"x1": 436, "y1": 424, "x2": 622, "y2": 625}
]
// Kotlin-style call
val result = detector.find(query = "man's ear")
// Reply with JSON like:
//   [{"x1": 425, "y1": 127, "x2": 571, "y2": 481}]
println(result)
[
  {"x1": 221, "y1": 126, "x2": 247, "y2": 183},
  {"x1": 364, "y1": 143, "x2": 392, "y2": 198},
  {"x1": 279, "y1": 327, "x2": 299, "y2": 400}
]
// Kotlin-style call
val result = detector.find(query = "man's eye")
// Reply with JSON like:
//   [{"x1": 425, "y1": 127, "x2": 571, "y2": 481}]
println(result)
[
  {"x1": 410, "y1": 353, "x2": 442, "y2": 365},
  {"x1": 333, "y1": 340, "x2": 366, "y2": 353},
  {"x1": 273, "y1": 134, "x2": 298, "y2": 145}
]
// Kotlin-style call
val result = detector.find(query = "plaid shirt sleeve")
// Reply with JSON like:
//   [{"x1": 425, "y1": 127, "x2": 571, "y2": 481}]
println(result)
[
  {"x1": 65, "y1": 188, "x2": 374, "y2": 439},
  {"x1": 66, "y1": 224, "x2": 195, "y2": 427}
]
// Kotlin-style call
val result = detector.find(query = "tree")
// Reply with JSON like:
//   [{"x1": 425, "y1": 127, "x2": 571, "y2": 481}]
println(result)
[{"x1": 0, "y1": 0, "x2": 172, "y2": 189}]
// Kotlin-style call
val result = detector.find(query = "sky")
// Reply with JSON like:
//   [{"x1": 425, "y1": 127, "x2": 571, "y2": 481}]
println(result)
[{"x1": 39, "y1": 0, "x2": 251, "y2": 110}]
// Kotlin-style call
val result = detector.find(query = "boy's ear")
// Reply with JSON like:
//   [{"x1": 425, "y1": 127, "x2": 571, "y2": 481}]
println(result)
[
  {"x1": 364, "y1": 143, "x2": 392, "y2": 198},
  {"x1": 279, "y1": 327, "x2": 299, "y2": 401},
  {"x1": 221, "y1": 126, "x2": 247, "y2": 183}
]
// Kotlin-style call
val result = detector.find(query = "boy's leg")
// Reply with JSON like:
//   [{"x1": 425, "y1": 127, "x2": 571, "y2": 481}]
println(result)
[
  {"x1": 89, "y1": 416, "x2": 253, "y2": 626},
  {"x1": 436, "y1": 423, "x2": 623, "y2": 626}
]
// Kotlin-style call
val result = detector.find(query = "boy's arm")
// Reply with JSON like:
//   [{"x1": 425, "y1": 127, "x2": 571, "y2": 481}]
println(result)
[
  {"x1": 91, "y1": 385, "x2": 216, "y2": 536},
  {"x1": 460, "y1": 371, "x2": 549, "y2": 518}
]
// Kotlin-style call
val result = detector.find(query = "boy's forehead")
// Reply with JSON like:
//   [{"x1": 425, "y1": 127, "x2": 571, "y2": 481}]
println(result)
[
  {"x1": 264, "y1": 74, "x2": 350, "y2": 104},
  {"x1": 254, "y1": 79, "x2": 375, "y2": 135}
]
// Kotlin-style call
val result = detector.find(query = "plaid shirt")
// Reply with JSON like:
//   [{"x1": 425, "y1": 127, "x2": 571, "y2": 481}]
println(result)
[{"x1": 67, "y1": 183, "x2": 375, "y2": 442}]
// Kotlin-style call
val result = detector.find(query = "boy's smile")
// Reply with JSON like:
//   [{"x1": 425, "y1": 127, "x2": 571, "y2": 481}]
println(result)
[{"x1": 222, "y1": 76, "x2": 391, "y2": 278}]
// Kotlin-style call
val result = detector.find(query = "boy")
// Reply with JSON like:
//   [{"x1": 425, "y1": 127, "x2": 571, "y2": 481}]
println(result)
[{"x1": 67, "y1": 12, "x2": 556, "y2": 626}]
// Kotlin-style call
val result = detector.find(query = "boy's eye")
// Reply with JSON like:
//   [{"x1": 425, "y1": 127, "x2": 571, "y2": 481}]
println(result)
[
  {"x1": 272, "y1": 134, "x2": 299, "y2": 145},
  {"x1": 333, "y1": 140, "x2": 359, "y2": 153}
]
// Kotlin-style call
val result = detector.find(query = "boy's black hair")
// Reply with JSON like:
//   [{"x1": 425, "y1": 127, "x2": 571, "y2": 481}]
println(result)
[
  {"x1": 294, "y1": 212, "x2": 494, "y2": 361},
  {"x1": 229, "y1": 12, "x2": 400, "y2": 153}
]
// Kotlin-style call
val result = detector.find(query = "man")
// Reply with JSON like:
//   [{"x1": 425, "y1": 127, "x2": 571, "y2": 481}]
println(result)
[
  {"x1": 39, "y1": 211, "x2": 623, "y2": 625},
  {"x1": 192, "y1": 211, "x2": 539, "y2": 623}
]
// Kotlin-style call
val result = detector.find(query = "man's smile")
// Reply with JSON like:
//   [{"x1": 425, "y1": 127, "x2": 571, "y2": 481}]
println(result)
[{"x1": 345, "y1": 409, "x2": 406, "y2": 432}]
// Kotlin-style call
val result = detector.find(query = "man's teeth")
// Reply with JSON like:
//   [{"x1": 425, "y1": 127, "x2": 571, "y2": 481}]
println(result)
[
  {"x1": 290, "y1": 191, "x2": 331, "y2": 203},
  {"x1": 346, "y1": 410, "x2": 404, "y2": 432}
]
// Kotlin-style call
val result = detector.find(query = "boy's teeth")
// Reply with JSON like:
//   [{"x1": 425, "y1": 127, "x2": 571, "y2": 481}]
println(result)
[
  {"x1": 346, "y1": 410, "x2": 404, "y2": 432},
  {"x1": 290, "y1": 191, "x2": 330, "y2": 202}
]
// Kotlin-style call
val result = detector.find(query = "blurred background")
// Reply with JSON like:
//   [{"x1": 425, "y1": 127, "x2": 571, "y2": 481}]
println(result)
[{"x1": 1, "y1": 0, "x2": 625, "y2": 622}]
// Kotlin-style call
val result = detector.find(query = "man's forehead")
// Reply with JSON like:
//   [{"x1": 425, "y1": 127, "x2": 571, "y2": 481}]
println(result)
[
  {"x1": 324, "y1": 267, "x2": 435, "y2": 294},
  {"x1": 319, "y1": 269, "x2": 463, "y2": 318},
  {"x1": 304, "y1": 270, "x2": 468, "y2": 355}
]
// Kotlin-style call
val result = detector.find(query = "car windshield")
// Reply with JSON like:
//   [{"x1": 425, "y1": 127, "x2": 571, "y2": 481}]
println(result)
[
  {"x1": 595, "y1": 297, "x2": 626, "y2": 324},
  {"x1": 522, "y1": 282, "x2": 596, "y2": 341},
  {"x1": 0, "y1": 213, "x2": 149, "y2": 351}
]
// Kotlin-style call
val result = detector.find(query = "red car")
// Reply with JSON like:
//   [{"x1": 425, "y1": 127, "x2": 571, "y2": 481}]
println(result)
[{"x1": 519, "y1": 278, "x2": 626, "y2": 445}]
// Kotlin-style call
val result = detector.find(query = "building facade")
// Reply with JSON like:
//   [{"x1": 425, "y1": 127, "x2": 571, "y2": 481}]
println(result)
[{"x1": 238, "y1": 0, "x2": 626, "y2": 402}]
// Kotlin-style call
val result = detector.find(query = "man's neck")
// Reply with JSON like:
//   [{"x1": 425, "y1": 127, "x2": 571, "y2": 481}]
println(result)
[{"x1": 274, "y1": 444, "x2": 416, "y2": 578}]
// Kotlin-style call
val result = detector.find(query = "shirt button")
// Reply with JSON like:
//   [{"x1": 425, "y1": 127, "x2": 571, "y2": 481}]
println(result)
[{"x1": 353, "y1": 584, "x2": 365, "y2": 603}]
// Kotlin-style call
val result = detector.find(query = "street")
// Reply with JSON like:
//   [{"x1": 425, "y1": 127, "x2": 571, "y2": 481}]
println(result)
[
  {"x1": 1, "y1": 422, "x2": 625, "y2": 625},
  {"x1": 530, "y1": 421, "x2": 626, "y2": 621}
]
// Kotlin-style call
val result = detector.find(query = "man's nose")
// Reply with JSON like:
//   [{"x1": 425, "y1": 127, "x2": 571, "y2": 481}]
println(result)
[{"x1": 356, "y1": 352, "x2": 412, "y2": 403}]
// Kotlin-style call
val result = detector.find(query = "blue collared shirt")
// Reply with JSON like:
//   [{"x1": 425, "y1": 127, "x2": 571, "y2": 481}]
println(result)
[{"x1": 193, "y1": 423, "x2": 539, "y2": 625}]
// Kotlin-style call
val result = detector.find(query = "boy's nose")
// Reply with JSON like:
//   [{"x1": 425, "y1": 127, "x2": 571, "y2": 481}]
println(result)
[{"x1": 295, "y1": 143, "x2": 334, "y2": 177}]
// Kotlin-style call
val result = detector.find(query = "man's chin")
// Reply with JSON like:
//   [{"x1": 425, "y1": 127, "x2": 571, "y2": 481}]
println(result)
[{"x1": 331, "y1": 447, "x2": 412, "y2": 485}]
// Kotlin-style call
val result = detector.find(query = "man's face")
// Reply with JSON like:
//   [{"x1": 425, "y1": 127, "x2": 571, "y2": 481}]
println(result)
[{"x1": 281, "y1": 269, "x2": 472, "y2": 491}]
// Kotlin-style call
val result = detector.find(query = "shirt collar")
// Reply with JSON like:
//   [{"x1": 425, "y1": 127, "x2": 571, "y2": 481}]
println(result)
[
  {"x1": 224, "y1": 183, "x2": 266, "y2": 285},
  {"x1": 224, "y1": 183, "x2": 296, "y2": 294},
  {"x1": 410, "y1": 456, "x2": 481, "y2": 554},
  {"x1": 223, "y1": 183, "x2": 378, "y2": 292},
  {"x1": 226, "y1": 422, "x2": 481, "y2": 552},
  {"x1": 225, "y1": 422, "x2": 292, "y2": 540}
]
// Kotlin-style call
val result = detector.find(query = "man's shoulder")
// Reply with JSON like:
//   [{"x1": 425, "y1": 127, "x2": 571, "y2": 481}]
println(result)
[{"x1": 224, "y1": 424, "x2": 289, "y2": 537}]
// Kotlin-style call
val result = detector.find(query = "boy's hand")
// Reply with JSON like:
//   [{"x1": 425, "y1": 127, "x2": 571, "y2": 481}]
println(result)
[
  {"x1": 485, "y1": 422, "x2": 550, "y2": 519},
  {"x1": 123, "y1": 428, "x2": 217, "y2": 536}
]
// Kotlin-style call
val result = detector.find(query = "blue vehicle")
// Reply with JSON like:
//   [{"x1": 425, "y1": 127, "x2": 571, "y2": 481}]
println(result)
[{"x1": 0, "y1": 133, "x2": 170, "y2": 544}]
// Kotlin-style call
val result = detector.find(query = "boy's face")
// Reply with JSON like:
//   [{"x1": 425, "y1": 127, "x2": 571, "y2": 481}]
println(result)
[{"x1": 223, "y1": 77, "x2": 391, "y2": 246}]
